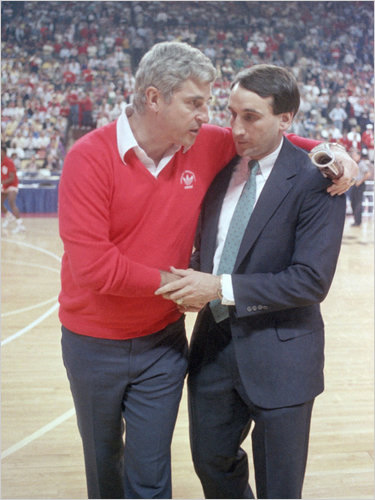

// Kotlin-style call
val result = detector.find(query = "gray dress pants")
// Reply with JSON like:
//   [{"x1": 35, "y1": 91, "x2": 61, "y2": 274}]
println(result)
[{"x1": 62, "y1": 316, "x2": 188, "y2": 499}]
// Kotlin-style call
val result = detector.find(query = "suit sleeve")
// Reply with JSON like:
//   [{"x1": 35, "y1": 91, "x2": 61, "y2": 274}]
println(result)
[{"x1": 232, "y1": 176, "x2": 346, "y2": 318}]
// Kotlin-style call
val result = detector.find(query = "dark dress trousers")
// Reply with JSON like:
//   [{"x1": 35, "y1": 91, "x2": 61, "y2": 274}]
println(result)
[{"x1": 188, "y1": 139, "x2": 347, "y2": 499}]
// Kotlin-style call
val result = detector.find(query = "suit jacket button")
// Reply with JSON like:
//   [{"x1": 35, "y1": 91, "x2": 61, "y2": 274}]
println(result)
[{"x1": 247, "y1": 306, "x2": 252, "y2": 312}]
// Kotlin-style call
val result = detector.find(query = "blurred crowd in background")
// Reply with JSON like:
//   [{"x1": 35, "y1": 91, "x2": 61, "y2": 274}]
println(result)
[{"x1": 1, "y1": 1, "x2": 374, "y2": 176}]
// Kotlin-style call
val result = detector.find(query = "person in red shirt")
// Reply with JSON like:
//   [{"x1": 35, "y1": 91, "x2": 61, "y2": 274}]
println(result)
[
  {"x1": 63, "y1": 70, "x2": 76, "y2": 86},
  {"x1": 67, "y1": 89, "x2": 79, "y2": 125},
  {"x1": 82, "y1": 67, "x2": 94, "y2": 90},
  {"x1": 59, "y1": 99, "x2": 71, "y2": 118},
  {"x1": 63, "y1": 70, "x2": 77, "y2": 90},
  {"x1": 1, "y1": 146, "x2": 25, "y2": 233},
  {"x1": 59, "y1": 42, "x2": 358, "y2": 500},
  {"x1": 362, "y1": 123, "x2": 374, "y2": 162},
  {"x1": 79, "y1": 92, "x2": 93, "y2": 127}
]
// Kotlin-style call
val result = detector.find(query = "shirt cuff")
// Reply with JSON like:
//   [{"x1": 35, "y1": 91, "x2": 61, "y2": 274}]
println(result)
[{"x1": 221, "y1": 274, "x2": 235, "y2": 305}]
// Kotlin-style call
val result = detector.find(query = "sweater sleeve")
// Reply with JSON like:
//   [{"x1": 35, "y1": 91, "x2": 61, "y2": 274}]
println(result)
[
  {"x1": 58, "y1": 143, "x2": 161, "y2": 298},
  {"x1": 285, "y1": 133, "x2": 321, "y2": 151}
]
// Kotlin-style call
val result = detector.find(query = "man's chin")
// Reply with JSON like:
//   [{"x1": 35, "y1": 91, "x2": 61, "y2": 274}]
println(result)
[
  {"x1": 235, "y1": 145, "x2": 251, "y2": 157},
  {"x1": 182, "y1": 136, "x2": 198, "y2": 149}
]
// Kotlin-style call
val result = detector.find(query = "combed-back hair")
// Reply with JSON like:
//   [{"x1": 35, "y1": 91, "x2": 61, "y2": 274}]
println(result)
[
  {"x1": 231, "y1": 64, "x2": 300, "y2": 117},
  {"x1": 132, "y1": 41, "x2": 216, "y2": 113}
]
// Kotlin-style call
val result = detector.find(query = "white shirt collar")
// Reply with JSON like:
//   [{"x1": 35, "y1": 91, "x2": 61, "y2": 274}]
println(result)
[
  {"x1": 116, "y1": 107, "x2": 186, "y2": 177},
  {"x1": 116, "y1": 107, "x2": 139, "y2": 164},
  {"x1": 246, "y1": 137, "x2": 284, "y2": 180}
]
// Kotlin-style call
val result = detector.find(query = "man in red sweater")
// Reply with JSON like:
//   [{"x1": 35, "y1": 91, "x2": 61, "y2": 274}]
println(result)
[{"x1": 59, "y1": 42, "x2": 357, "y2": 499}]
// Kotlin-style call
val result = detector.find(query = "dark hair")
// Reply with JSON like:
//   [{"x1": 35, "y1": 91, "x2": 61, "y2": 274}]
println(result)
[{"x1": 231, "y1": 64, "x2": 300, "y2": 116}]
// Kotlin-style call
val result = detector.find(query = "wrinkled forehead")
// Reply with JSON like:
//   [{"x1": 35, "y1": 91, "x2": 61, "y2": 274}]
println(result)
[{"x1": 172, "y1": 78, "x2": 212, "y2": 99}]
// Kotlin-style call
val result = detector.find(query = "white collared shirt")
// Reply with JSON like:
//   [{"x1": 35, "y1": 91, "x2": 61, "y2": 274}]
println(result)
[
  {"x1": 116, "y1": 107, "x2": 181, "y2": 177},
  {"x1": 214, "y1": 139, "x2": 284, "y2": 303}
]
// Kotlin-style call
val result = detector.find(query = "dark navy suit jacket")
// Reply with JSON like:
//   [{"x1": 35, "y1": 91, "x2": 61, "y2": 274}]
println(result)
[{"x1": 190, "y1": 138, "x2": 346, "y2": 409}]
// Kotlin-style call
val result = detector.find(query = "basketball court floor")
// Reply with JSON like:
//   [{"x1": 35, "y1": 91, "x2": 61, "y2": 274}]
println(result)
[{"x1": 1, "y1": 214, "x2": 374, "y2": 499}]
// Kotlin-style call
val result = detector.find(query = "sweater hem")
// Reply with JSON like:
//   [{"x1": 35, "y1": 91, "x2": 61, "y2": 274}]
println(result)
[{"x1": 59, "y1": 310, "x2": 183, "y2": 340}]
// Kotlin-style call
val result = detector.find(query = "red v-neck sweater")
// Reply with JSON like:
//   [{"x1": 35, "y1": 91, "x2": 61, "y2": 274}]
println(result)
[
  {"x1": 58, "y1": 122, "x2": 236, "y2": 338},
  {"x1": 58, "y1": 121, "x2": 319, "y2": 339}
]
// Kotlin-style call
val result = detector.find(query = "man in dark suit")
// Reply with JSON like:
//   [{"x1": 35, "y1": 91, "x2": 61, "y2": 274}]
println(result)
[{"x1": 156, "y1": 64, "x2": 346, "y2": 499}]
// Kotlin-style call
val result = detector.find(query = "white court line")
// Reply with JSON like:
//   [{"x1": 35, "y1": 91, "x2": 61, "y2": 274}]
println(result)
[
  {"x1": 3, "y1": 238, "x2": 62, "y2": 262},
  {"x1": 2, "y1": 259, "x2": 61, "y2": 275},
  {"x1": 2, "y1": 231, "x2": 74, "y2": 461},
  {"x1": 1, "y1": 239, "x2": 62, "y2": 345},
  {"x1": 1, "y1": 408, "x2": 76, "y2": 459},
  {"x1": 2, "y1": 259, "x2": 59, "y2": 317},
  {"x1": 1, "y1": 302, "x2": 59, "y2": 346},
  {"x1": 2, "y1": 296, "x2": 58, "y2": 317}
]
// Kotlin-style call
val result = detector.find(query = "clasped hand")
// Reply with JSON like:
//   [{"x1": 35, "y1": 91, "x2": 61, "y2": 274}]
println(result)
[{"x1": 155, "y1": 267, "x2": 220, "y2": 312}]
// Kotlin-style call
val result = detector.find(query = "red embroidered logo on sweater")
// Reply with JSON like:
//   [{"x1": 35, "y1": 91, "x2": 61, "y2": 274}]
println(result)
[{"x1": 180, "y1": 170, "x2": 196, "y2": 189}]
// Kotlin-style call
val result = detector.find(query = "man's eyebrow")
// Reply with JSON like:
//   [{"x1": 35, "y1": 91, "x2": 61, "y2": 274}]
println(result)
[{"x1": 187, "y1": 96, "x2": 212, "y2": 104}]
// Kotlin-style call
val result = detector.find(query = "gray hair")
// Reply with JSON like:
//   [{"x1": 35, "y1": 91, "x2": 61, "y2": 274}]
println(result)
[{"x1": 132, "y1": 41, "x2": 216, "y2": 113}]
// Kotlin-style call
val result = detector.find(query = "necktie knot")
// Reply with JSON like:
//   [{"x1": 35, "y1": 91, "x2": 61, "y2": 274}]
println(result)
[{"x1": 248, "y1": 159, "x2": 260, "y2": 175}]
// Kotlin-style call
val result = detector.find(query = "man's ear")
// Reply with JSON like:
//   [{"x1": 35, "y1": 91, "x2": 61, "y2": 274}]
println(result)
[
  {"x1": 279, "y1": 112, "x2": 294, "y2": 131},
  {"x1": 145, "y1": 86, "x2": 162, "y2": 112}
]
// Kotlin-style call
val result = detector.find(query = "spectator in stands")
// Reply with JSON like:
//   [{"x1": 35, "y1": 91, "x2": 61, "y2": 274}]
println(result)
[
  {"x1": 321, "y1": 122, "x2": 343, "y2": 142},
  {"x1": 1, "y1": 146, "x2": 25, "y2": 233},
  {"x1": 362, "y1": 123, "x2": 374, "y2": 161},
  {"x1": 80, "y1": 92, "x2": 94, "y2": 128},
  {"x1": 32, "y1": 129, "x2": 51, "y2": 150},
  {"x1": 10, "y1": 152, "x2": 22, "y2": 170},
  {"x1": 4, "y1": 0, "x2": 372, "y2": 162},
  {"x1": 67, "y1": 88, "x2": 79, "y2": 126},
  {"x1": 7, "y1": 138, "x2": 25, "y2": 162},
  {"x1": 329, "y1": 102, "x2": 348, "y2": 133},
  {"x1": 43, "y1": 152, "x2": 60, "y2": 173},
  {"x1": 349, "y1": 148, "x2": 372, "y2": 227},
  {"x1": 363, "y1": 149, "x2": 374, "y2": 215},
  {"x1": 347, "y1": 125, "x2": 362, "y2": 150},
  {"x1": 24, "y1": 155, "x2": 39, "y2": 176},
  {"x1": 63, "y1": 68, "x2": 76, "y2": 87}
]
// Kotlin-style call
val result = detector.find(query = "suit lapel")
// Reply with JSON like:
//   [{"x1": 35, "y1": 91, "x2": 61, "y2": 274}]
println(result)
[{"x1": 235, "y1": 141, "x2": 298, "y2": 268}]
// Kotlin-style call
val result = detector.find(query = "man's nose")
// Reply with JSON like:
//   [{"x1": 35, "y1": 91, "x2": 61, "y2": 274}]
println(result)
[
  {"x1": 231, "y1": 118, "x2": 245, "y2": 136},
  {"x1": 196, "y1": 105, "x2": 210, "y2": 124}
]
